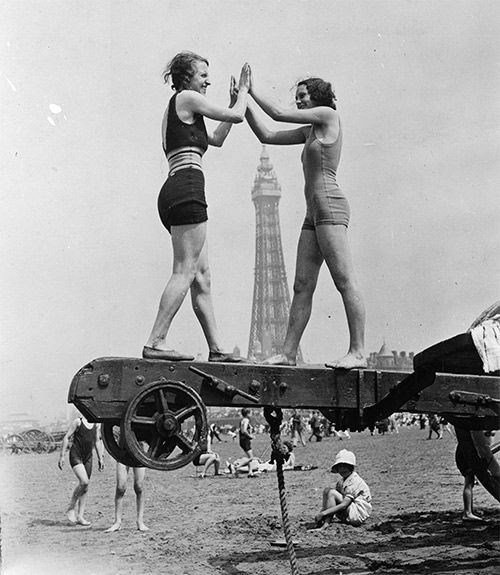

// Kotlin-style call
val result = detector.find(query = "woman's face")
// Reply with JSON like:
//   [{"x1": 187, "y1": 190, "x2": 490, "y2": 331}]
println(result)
[
  {"x1": 295, "y1": 84, "x2": 314, "y2": 109},
  {"x1": 187, "y1": 60, "x2": 210, "y2": 95}
]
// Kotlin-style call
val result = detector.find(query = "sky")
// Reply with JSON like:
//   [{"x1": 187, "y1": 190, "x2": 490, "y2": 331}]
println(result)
[{"x1": 0, "y1": 0, "x2": 499, "y2": 423}]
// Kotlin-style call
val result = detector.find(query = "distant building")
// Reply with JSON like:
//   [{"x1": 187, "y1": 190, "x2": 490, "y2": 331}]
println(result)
[{"x1": 367, "y1": 341, "x2": 414, "y2": 371}]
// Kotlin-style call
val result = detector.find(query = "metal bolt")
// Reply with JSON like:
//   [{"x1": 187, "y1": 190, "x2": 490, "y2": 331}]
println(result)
[
  {"x1": 136, "y1": 375, "x2": 145, "y2": 386},
  {"x1": 97, "y1": 374, "x2": 110, "y2": 388},
  {"x1": 279, "y1": 381, "x2": 288, "y2": 393},
  {"x1": 249, "y1": 380, "x2": 261, "y2": 394}
]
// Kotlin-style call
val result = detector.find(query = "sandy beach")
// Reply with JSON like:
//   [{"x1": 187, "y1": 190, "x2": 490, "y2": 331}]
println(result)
[{"x1": 1, "y1": 426, "x2": 499, "y2": 575}]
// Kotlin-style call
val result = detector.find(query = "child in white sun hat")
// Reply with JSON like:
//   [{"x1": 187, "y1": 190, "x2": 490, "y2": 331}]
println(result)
[{"x1": 314, "y1": 449, "x2": 372, "y2": 528}]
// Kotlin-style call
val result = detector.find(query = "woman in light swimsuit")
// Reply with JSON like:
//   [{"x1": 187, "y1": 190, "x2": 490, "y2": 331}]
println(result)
[
  {"x1": 143, "y1": 51, "x2": 250, "y2": 362},
  {"x1": 245, "y1": 70, "x2": 366, "y2": 369}
]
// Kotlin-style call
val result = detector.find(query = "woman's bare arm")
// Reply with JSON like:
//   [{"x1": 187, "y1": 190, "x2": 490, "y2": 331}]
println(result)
[{"x1": 246, "y1": 102, "x2": 307, "y2": 145}]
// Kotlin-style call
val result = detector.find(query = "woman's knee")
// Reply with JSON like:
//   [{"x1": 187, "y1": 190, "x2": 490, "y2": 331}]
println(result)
[
  {"x1": 116, "y1": 485, "x2": 127, "y2": 498},
  {"x1": 173, "y1": 259, "x2": 199, "y2": 281},
  {"x1": 193, "y1": 265, "x2": 212, "y2": 294},
  {"x1": 332, "y1": 272, "x2": 358, "y2": 296},
  {"x1": 133, "y1": 482, "x2": 144, "y2": 495},
  {"x1": 293, "y1": 274, "x2": 317, "y2": 297}
]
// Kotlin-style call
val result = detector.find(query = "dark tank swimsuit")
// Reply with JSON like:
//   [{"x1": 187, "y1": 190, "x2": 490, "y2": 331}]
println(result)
[
  {"x1": 69, "y1": 418, "x2": 96, "y2": 477},
  {"x1": 300, "y1": 119, "x2": 350, "y2": 229},
  {"x1": 157, "y1": 92, "x2": 209, "y2": 232}
]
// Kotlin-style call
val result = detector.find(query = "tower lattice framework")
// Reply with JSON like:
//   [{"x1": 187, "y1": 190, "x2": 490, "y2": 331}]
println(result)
[{"x1": 247, "y1": 146, "x2": 302, "y2": 363}]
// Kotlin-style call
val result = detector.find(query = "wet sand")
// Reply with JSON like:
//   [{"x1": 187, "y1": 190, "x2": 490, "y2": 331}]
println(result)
[{"x1": 1, "y1": 426, "x2": 499, "y2": 574}]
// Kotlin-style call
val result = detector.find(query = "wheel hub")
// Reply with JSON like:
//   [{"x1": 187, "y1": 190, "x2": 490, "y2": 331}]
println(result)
[{"x1": 157, "y1": 412, "x2": 180, "y2": 437}]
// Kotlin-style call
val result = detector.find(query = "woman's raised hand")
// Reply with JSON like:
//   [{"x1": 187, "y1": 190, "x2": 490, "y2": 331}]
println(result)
[
  {"x1": 247, "y1": 64, "x2": 253, "y2": 93},
  {"x1": 238, "y1": 62, "x2": 251, "y2": 92},
  {"x1": 229, "y1": 75, "x2": 238, "y2": 106}
]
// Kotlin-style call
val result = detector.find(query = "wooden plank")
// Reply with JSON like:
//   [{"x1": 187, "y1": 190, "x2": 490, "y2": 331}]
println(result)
[{"x1": 69, "y1": 358, "x2": 500, "y2": 426}]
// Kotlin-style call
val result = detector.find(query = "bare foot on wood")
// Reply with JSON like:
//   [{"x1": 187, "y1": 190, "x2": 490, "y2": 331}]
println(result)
[
  {"x1": 263, "y1": 354, "x2": 296, "y2": 366},
  {"x1": 326, "y1": 353, "x2": 367, "y2": 370}
]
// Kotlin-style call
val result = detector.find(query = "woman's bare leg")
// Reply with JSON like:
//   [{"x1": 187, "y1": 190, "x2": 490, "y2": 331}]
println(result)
[
  {"x1": 145, "y1": 223, "x2": 207, "y2": 349},
  {"x1": 133, "y1": 467, "x2": 148, "y2": 531},
  {"x1": 105, "y1": 463, "x2": 128, "y2": 532},
  {"x1": 68, "y1": 463, "x2": 91, "y2": 525},
  {"x1": 316, "y1": 225, "x2": 366, "y2": 369},
  {"x1": 265, "y1": 229, "x2": 323, "y2": 365},
  {"x1": 189, "y1": 238, "x2": 225, "y2": 353}
]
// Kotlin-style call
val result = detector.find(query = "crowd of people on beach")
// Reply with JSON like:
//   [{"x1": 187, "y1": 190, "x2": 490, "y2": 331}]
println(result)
[
  {"x1": 57, "y1": 407, "x2": 375, "y2": 531},
  {"x1": 56, "y1": 404, "x2": 497, "y2": 532}
]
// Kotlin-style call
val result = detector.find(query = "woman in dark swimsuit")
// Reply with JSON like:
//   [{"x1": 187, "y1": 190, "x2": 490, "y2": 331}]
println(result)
[
  {"x1": 58, "y1": 415, "x2": 104, "y2": 525},
  {"x1": 143, "y1": 51, "x2": 250, "y2": 362}
]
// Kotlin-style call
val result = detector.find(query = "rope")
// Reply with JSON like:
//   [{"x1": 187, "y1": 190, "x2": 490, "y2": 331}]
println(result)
[{"x1": 264, "y1": 407, "x2": 300, "y2": 575}]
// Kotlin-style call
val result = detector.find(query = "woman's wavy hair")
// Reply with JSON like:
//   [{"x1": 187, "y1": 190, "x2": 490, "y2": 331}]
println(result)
[
  {"x1": 163, "y1": 51, "x2": 209, "y2": 91},
  {"x1": 297, "y1": 77, "x2": 337, "y2": 109}
]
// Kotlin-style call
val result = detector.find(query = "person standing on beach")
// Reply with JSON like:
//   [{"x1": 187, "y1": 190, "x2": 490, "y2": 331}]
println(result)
[
  {"x1": 427, "y1": 413, "x2": 442, "y2": 439},
  {"x1": 308, "y1": 410, "x2": 323, "y2": 442},
  {"x1": 290, "y1": 409, "x2": 306, "y2": 447},
  {"x1": 58, "y1": 415, "x2": 104, "y2": 526},
  {"x1": 105, "y1": 462, "x2": 149, "y2": 532},
  {"x1": 228, "y1": 408, "x2": 258, "y2": 477}
]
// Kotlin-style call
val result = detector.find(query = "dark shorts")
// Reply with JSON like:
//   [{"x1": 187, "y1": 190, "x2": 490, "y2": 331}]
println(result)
[
  {"x1": 455, "y1": 444, "x2": 474, "y2": 476},
  {"x1": 455, "y1": 428, "x2": 491, "y2": 477},
  {"x1": 239, "y1": 435, "x2": 252, "y2": 452},
  {"x1": 157, "y1": 168, "x2": 208, "y2": 232},
  {"x1": 69, "y1": 448, "x2": 93, "y2": 478}
]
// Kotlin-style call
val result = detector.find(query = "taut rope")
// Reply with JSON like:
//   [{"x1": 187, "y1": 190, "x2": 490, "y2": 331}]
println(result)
[{"x1": 264, "y1": 407, "x2": 300, "y2": 575}]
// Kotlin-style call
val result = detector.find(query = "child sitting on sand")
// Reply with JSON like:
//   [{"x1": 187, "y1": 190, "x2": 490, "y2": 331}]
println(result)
[{"x1": 314, "y1": 449, "x2": 372, "y2": 528}]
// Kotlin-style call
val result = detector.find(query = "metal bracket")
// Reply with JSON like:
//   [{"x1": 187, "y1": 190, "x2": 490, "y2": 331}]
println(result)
[
  {"x1": 188, "y1": 366, "x2": 260, "y2": 404},
  {"x1": 449, "y1": 390, "x2": 500, "y2": 414}
]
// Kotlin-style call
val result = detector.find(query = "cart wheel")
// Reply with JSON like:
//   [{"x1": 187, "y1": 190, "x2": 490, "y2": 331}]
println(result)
[
  {"x1": 122, "y1": 380, "x2": 208, "y2": 471},
  {"x1": 101, "y1": 422, "x2": 144, "y2": 467},
  {"x1": 21, "y1": 429, "x2": 54, "y2": 453},
  {"x1": 5, "y1": 434, "x2": 25, "y2": 453}
]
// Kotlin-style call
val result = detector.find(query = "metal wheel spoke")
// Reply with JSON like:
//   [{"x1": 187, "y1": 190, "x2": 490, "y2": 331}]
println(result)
[
  {"x1": 147, "y1": 434, "x2": 163, "y2": 457},
  {"x1": 131, "y1": 415, "x2": 156, "y2": 426},
  {"x1": 175, "y1": 405, "x2": 198, "y2": 422},
  {"x1": 154, "y1": 389, "x2": 169, "y2": 413},
  {"x1": 175, "y1": 432, "x2": 195, "y2": 454},
  {"x1": 158, "y1": 438, "x2": 176, "y2": 458}
]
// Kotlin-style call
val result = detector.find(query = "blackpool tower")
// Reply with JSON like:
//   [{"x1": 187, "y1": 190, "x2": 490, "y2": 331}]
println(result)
[{"x1": 247, "y1": 146, "x2": 302, "y2": 363}]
